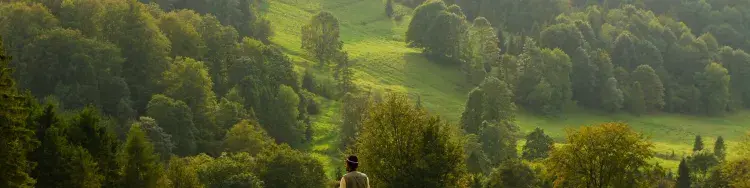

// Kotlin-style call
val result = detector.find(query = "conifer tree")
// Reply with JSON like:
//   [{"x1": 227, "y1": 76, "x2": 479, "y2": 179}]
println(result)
[
  {"x1": 677, "y1": 159, "x2": 691, "y2": 188},
  {"x1": 693, "y1": 135, "x2": 704, "y2": 152},
  {"x1": 0, "y1": 36, "x2": 38, "y2": 188},
  {"x1": 119, "y1": 125, "x2": 165, "y2": 188},
  {"x1": 714, "y1": 136, "x2": 725, "y2": 160}
]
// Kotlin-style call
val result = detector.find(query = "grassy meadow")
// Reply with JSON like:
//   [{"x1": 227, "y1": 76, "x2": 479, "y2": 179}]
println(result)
[{"x1": 263, "y1": 0, "x2": 750, "y2": 176}]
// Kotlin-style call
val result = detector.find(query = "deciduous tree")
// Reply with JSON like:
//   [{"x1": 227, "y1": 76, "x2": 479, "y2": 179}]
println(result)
[
  {"x1": 356, "y1": 94, "x2": 467, "y2": 187},
  {"x1": 522, "y1": 128, "x2": 553, "y2": 160},
  {"x1": 546, "y1": 122, "x2": 653, "y2": 187},
  {"x1": 301, "y1": 11, "x2": 342, "y2": 67}
]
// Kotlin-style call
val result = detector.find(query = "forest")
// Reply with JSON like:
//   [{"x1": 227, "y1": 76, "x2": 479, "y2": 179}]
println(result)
[{"x1": 1, "y1": 0, "x2": 750, "y2": 187}]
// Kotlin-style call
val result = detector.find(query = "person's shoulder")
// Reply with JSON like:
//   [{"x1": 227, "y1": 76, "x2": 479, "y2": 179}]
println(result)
[
  {"x1": 355, "y1": 171, "x2": 368, "y2": 178},
  {"x1": 344, "y1": 171, "x2": 368, "y2": 178}
]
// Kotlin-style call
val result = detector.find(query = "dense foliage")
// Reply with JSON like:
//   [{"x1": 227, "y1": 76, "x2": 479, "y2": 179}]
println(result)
[{"x1": 3, "y1": 0, "x2": 750, "y2": 187}]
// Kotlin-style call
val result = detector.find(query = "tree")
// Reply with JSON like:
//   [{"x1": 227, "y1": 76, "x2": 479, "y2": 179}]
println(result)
[
  {"x1": 356, "y1": 94, "x2": 467, "y2": 187},
  {"x1": 222, "y1": 120, "x2": 273, "y2": 155},
  {"x1": 424, "y1": 11, "x2": 467, "y2": 64},
  {"x1": 65, "y1": 107, "x2": 121, "y2": 187},
  {"x1": 340, "y1": 93, "x2": 372, "y2": 150},
  {"x1": 517, "y1": 41, "x2": 573, "y2": 115},
  {"x1": 406, "y1": 1, "x2": 447, "y2": 48},
  {"x1": 546, "y1": 122, "x2": 653, "y2": 187},
  {"x1": 629, "y1": 81, "x2": 647, "y2": 115},
  {"x1": 215, "y1": 97, "x2": 250, "y2": 132},
  {"x1": 0, "y1": 35, "x2": 38, "y2": 188},
  {"x1": 485, "y1": 159, "x2": 539, "y2": 188},
  {"x1": 568, "y1": 47, "x2": 599, "y2": 107},
  {"x1": 161, "y1": 57, "x2": 218, "y2": 150},
  {"x1": 33, "y1": 126, "x2": 103, "y2": 188},
  {"x1": 135, "y1": 117, "x2": 174, "y2": 161},
  {"x1": 480, "y1": 77, "x2": 515, "y2": 124},
  {"x1": 687, "y1": 151, "x2": 719, "y2": 184},
  {"x1": 714, "y1": 136, "x2": 726, "y2": 161},
  {"x1": 698, "y1": 63, "x2": 731, "y2": 115},
  {"x1": 119, "y1": 125, "x2": 166, "y2": 188},
  {"x1": 101, "y1": 0, "x2": 170, "y2": 112},
  {"x1": 480, "y1": 121, "x2": 518, "y2": 165},
  {"x1": 631, "y1": 65, "x2": 665, "y2": 112},
  {"x1": 166, "y1": 157, "x2": 203, "y2": 188},
  {"x1": 522, "y1": 128, "x2": 553, "y2": 160},
  {"x1": 677, "y1": 159, "x2": 691, "y2": 188},
  {"x1": 693, "y1": 135, "x2": 704, "y2": 152},
  {"x1": 265, "y1": 85, "x2": 304, "y2": 146},
  {"x1": 385, "y1": 0, "x2": 394, "y2": 18},
  {"x1": 601, "y1": 77, "x2": 625, "y2": 112},
  {"x1": 334, "y1": 51, "x2": 353, "y2": 93},
  {"x1": 539, "y1": 23, "x2": 585, "y2": 58},
  {"x1": 465, "y1": 17, "x2": 500, "y2": 85},
  {"x1": 158, "y1": 11, "x2": 206, "y2": 59},
  {"x1": 301, "y1": 11, "x2": 342, "y2": 67},
  {"x1": 460, "y1": 88, "x2": 484, "y2": 135},
  {"x1": 256, "y1": 145, "x2": 327, "y2": 188},
  {"x1": 612, "y1": 32, "x2": 639, "y2": 70},
  {"x1": 146, "y1": 94, "x2": 197, "y2": 156},
  {"x1": 191, "y1": 152, "x2": 263, "y2": 188},
  {"x1": 719, "y1": 48, "x2": 750, "y2": 108},
  {"x1": 198, "y1": 14, "x2": 240, "y2": 96},
  {"x1": 18, "y1": 28, "x2": 127, "y2": 111}
]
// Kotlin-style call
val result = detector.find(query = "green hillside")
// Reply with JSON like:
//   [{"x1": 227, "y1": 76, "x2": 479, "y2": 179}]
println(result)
[{"x1": 265, "y1": 0, "x2": 750, "y2": 175}]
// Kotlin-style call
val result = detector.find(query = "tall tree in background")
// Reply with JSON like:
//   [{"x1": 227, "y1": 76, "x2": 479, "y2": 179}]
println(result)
[
  {"x1": 406, "y1": 1, "x2": 447, "y2": 48},
  {"x1": 517, "y1": 41, "x2": 573, "y2": 114},
  {"x1": 465, "y1": 17, "x2": 500, "y2": 85},
  {"x1": 19, "y1": 28, "x2": 128, "y2": 112},
  {"x1": 134, "y1": 117, "x2": 174, "y2": 161},
  {"x1": 356, "y1": 94, "x2": 467, "y2": 188},
  {"x1": 66, "y1": 107, "x2": 122, "y2": 187},
  {"x1": 601, "y1": 77, "x2": 624, "y2": 112},
  {"x1": 693, "y1": 135, "x2": 704, "y2": 152},
  {"x1": 158, "y1": 11, "x2": 206, "y2": 59},
  {"x1": 631, "y1": 65, "x2": 665, "y2": 112},
  {"x1": 101, "y1": 0, "x2": 171, "y2": 112},
  {"x1": 119, "y1": 125, "x2": 166, "y2": 188},
  {"x1": 485, "y1": 159, "x2": 540, "y2": 188},
  {"x1": 714, "y1": 136, "x2": 725, "y2": 161},
  {"x1": 146, "y1": 94, "x2": 197, "y2": 156},
  {"x1": 424, "y1": 10, "x2": 467, "y2": 64},
  {"x1": 266, "y1": 85, "x2": 303, "y2": 146},
  {"x1": 677, "y1": 159, "x2": 691, "y2": 188},
  {"x1": 0, "y1": 36, "x2": 38, "y2": 188},
  {"x1": 334, "y1": 51, "x2": 353, "y2": 93},
  {"x1": 222, "y1": 120, "x2": 273, "y2": 155},
  {"x1": 340, "y1": 93, "x2": 372, "y2": 150},
  {"x1": 629, "y1": 81, "x2": 647, "y2": 115},
  {"x1": 460, "y1": 88, "x2": 484, "y2": 135},
  {"x1": 161, "y1": 57, "x2": 217, "y2": 141},
  {"x1": 719, "y1": 47, "x2": 750, "y2": 108},
  {"x1": 698, "y1": 63, "x2": 731, "y2": 115},
  {"x1": 522, "y1": 128, "x2": 553, "y2": 160},
  {"x1": 547, "y1": 122, "x2": 653, "y2": 187},
  {"x1": 301, "y1": 11, "x2": 342, "y2": 68}
]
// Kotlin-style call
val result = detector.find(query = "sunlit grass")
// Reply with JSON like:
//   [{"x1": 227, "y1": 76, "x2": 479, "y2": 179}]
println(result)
[{"x1": 266, "y1": 0, "x2": 750, "y2": 174}]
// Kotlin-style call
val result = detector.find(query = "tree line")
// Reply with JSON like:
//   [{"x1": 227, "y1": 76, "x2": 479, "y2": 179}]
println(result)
[
  {"x1": 0, "y1": 0, "x2": 334, "y2": 187},
  {"x1": 405, "y1": 0, "x2": 750, "y2": 116}
]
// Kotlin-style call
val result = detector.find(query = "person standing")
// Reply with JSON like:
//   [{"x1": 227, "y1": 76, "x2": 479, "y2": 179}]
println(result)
[{"x1": 340, "y1": 155, "x2": 370, "y2": 188}]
